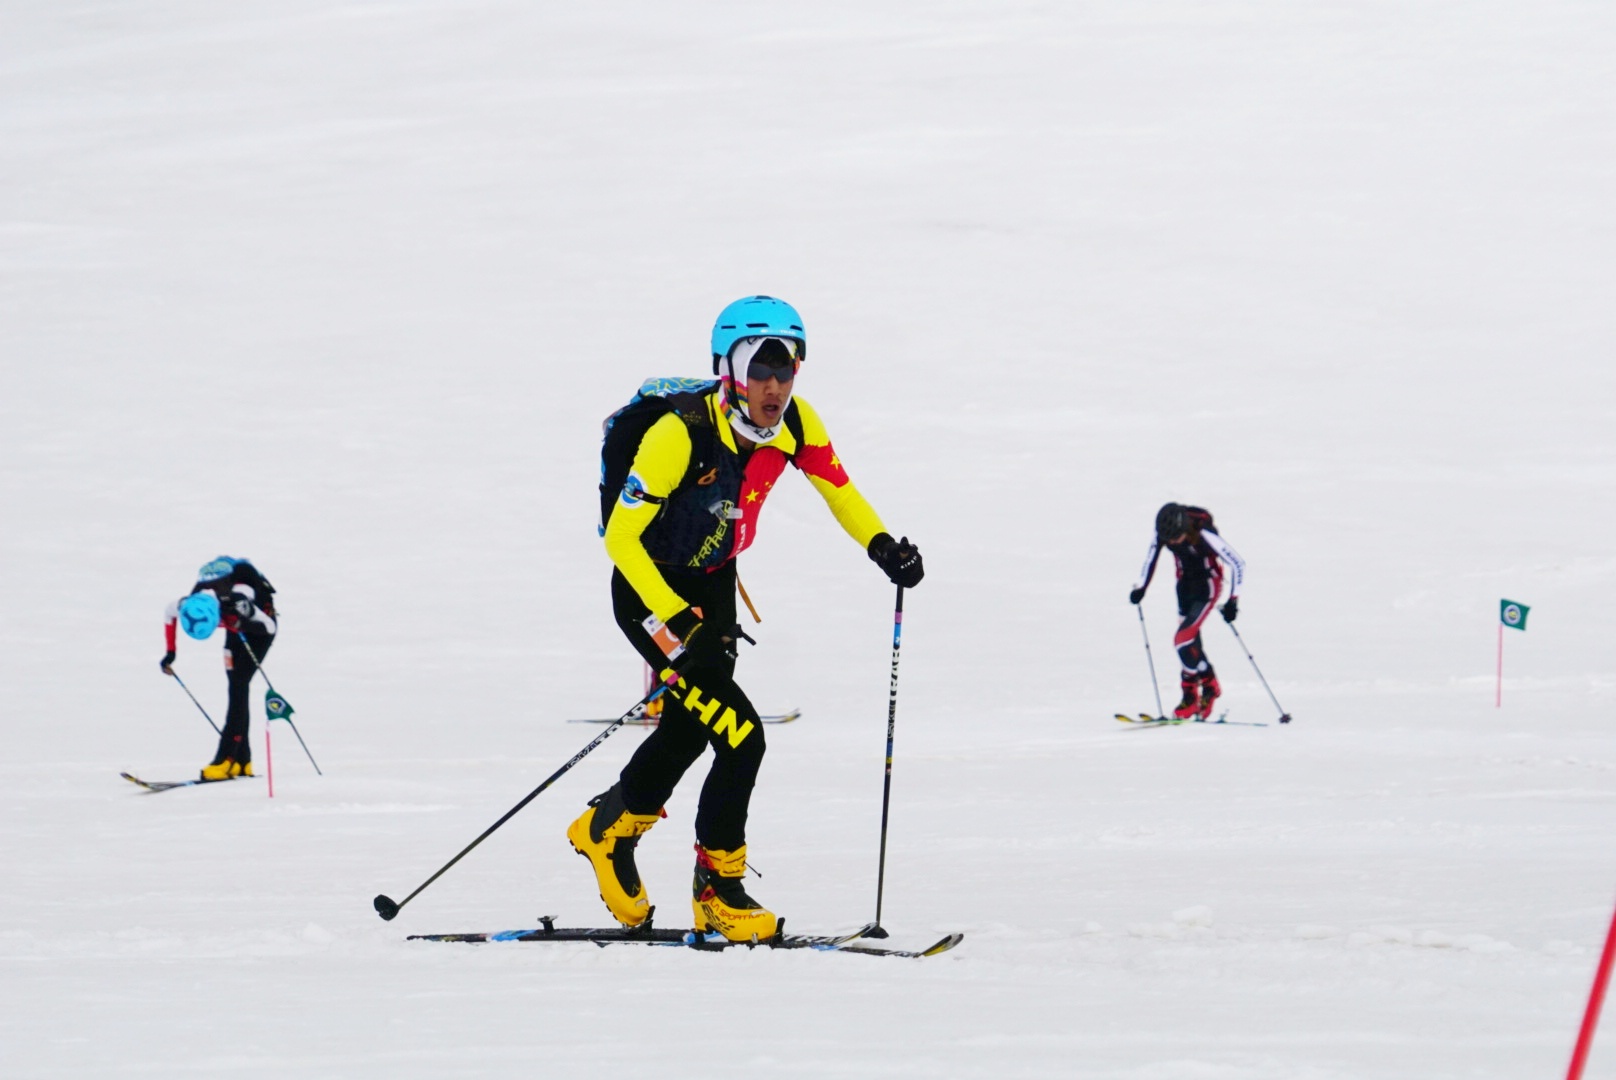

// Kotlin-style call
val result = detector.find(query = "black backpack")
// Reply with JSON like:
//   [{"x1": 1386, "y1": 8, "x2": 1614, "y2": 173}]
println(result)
[
  {"x1": 596, "y1": 377, "x2": 806, "y2": 535},
  {"x1": 597, "y1": 378, "x2": 720, "y2": 536},
  {"x1": 192, "y1": 558, "x2": 277, "y2": 616},
  {"x1": 231, "y1": 560, "x2": 277, "y2": 614}
]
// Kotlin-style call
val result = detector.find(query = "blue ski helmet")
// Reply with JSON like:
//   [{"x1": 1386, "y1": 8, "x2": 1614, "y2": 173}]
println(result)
[
  {"x1": 178, "y1": 592, "x2": 221, "y2": 640},
  {"x1": 197, "y1": 556, "x2": 238, "y2": 583},
  {"x1": 710, "y1": 296, "x2": 805, "y2": 372}
]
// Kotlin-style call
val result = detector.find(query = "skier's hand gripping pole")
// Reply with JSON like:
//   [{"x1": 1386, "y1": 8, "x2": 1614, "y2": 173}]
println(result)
[
  {"x1": 1226, "y1": 622, "x2": 1292, "y2": 724},
  {"x1": 372, "y1": 673, "x2": 680, "y2": 922}
]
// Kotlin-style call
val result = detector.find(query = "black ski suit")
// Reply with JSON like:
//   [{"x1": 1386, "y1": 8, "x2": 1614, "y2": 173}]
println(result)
[
  {"x1": 164, "y1": 563, "x2": 277, "y2": 765},
  {"x1": 1133, "y1": 510, "x2": 1244, "y2": 678}
]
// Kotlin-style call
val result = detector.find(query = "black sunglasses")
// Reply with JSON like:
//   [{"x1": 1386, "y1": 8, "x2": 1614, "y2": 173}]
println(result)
[
  {"x1": 739, "y1": 337, "x2": 800, "y2": 383},
  {"x1": 747, "y1": 354, "x2": 798, "y2": 382}
]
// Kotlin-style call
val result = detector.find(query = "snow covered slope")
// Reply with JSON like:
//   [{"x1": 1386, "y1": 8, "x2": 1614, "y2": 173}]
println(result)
[{"x1": 3, "y1": 2, "x2": 1615, "y2": 1076}]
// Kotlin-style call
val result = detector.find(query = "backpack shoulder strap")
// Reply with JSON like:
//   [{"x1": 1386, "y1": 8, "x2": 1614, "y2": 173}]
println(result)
[
  {"x1": 669, "y1": 390, "x2": 720, "y2": 488},
  {"x1": 623, "y1": 389, "x2": 718, "y2": 508},
  {"x1": 784, "y1": 399, "x2": 805, "y2": 454},
  {"x1": 666, "y1": 389, "x2": 714, "y2": 431}
]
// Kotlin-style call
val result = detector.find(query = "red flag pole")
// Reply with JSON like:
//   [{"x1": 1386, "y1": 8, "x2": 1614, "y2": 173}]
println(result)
[
  {"x1": 1496, "y1": 621, "x2": 1503, "y2": 708},
  {"x1": 1567, "y1": 897, "x2": 1616, "y2": 1080},
  {"x1": 265, "y1": 722, "x2": 275, "y2": 799}
]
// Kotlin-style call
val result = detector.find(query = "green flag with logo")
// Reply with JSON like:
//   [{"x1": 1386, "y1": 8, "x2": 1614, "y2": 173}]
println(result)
[
  {"x1": 1500, "y1": 599, "x2": 1530, "y2": 632},
  {"x1": 265, "y1": 687, "x2": 295, "y2": 721}
]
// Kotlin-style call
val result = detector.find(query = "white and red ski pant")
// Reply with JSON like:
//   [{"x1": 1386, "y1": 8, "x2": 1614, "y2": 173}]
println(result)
[{"x1": 1174, "y1": 567, "x2": 1224, "y2": 679}]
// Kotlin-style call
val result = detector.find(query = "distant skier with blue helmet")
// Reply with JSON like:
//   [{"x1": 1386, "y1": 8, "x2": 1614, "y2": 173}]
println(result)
[
  {"x1": 160, "y1": 557, "x2": 278, "y2": 780},
  {"x1": 569, "y1": 295, "x2": 925, "y2": 943}
]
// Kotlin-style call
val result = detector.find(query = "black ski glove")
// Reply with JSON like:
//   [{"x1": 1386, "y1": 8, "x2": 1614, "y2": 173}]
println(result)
[
  {"x1": 868, "y1": 533, "x2": 924, "y2": 588},
  {"x1": 226, "y1": 594, "x2": 254, "y2": 620},
  {"x1": 160, "y1": 651, "x2": 176, "y2": 674},
  {"x1": 1129, "y1": 588, "x2": 1145, "y2": 605},
  {"x1": 1221, "y1": 597, "x2": 1239, "y2": 623},
  {"x1": 665, "y1": 607, "x2": 718, "y2": 668}
]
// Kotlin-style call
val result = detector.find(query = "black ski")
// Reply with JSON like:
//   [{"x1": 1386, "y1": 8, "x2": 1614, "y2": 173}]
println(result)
[
  {"x1": 839, "y1": 933, "x2": 964, "y2": 958},
  {"x1": 568, "y1": 707, "x2": 801, "y2": 726},
  {"x1": 120, "y1": 771, "x2": 251, "y2": 793},
  {"x1": 408, "y1": 918, "x2": 961, "y2": 958}
]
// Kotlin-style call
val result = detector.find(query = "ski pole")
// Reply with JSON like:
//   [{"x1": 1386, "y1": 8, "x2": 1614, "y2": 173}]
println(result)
[
  {"x1": 1136, "y1": 606, "x2": 1165, "y2": 721},
  {"x1": 236, "y1": 632, "x2": 322, "y2": 775},
  {"x1": 373, "y1": 674, "x2": 679, "y2": 922},
  {"x1": 1227, "y1": 622, "x2": 1293, "y2": 724},
  {"x1": 168, "y1": 671, "x2": 222, "y2": 735},
  {"x1": 868, "y1": 584, "x2": 905, "y2": 939}
]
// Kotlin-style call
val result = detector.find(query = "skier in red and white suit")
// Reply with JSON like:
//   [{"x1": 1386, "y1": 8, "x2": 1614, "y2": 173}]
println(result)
[{"x1": 1129, "y1": 503, "x2": 1244, "y2": 720}]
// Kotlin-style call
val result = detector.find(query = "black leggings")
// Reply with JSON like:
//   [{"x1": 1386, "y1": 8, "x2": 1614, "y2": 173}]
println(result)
[
  {"x1": 611, "y1": 565, "x2": 764, "y2": 851},
  {"x1": 218, "y1": 626, "x2": 274, "y2": 762}
]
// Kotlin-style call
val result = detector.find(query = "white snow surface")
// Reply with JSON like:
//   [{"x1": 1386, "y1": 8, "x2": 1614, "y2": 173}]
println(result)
[{"x1": 4, "y1": 2, "x2": 1616, "y2": 1077}]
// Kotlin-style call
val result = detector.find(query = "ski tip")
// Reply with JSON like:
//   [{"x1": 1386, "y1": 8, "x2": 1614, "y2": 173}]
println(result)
[{"x1": 921, "y1": 932, "x2": 966, "y2": 956}]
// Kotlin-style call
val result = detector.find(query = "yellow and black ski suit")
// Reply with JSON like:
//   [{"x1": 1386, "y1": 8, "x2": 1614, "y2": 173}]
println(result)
[{"x1": 604, "y1": 388, "x2": 886, "y2": 849}]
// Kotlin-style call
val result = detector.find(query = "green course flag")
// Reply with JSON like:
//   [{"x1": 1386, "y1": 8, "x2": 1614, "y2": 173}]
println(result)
[
  {"x1": 1500, "y1": 599, "x2": 1530, "y2": 632},
  {"x1": 265, "y1": 687, "x2": 295, "y2": 721}
]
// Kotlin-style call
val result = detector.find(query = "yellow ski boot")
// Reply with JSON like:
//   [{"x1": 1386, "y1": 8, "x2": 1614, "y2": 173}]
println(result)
[
  {"x1": 199, "y1": 757, "x2": 244, "y2": 781},
  {"x1": 692, "y1": 844, "x2": 777, "y2": 942},
  {"x1": 566, "y1": 784, "x2": 661, "y2": 928},
  {"x1": 201, "y1": 734, "x2": 252, "y2": 780}
]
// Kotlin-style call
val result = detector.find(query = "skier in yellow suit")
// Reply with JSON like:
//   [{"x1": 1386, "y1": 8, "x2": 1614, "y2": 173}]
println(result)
[{"x1": 568, "y1": 296, "x2": 924, "y2": 941}]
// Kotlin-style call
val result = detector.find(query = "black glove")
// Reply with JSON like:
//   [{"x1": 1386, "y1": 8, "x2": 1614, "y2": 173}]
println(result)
[
  {"x1": 665, "y1": 607, "x2": 716, "y2": 667},
  {"x1": 227, "y1": 594, "x2": 254, "y2": 620},
  {"x1": 1221, "y1": 597, "x2": 1238, "y2": 623},
  {"x1": 160, "y1": 651, "x2": 176, "y2": 674},
  {"x1": 868, "y1": 533, "x2": 924, "y2": 588},
  {"x1": 1129, "y1": 588, "x2": 1145, "y2": 605}
]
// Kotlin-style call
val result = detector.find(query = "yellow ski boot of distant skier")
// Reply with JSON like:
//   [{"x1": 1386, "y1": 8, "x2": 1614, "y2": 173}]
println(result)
[{"x1": 199, "y1": 757, "x2": 245, "y2": 781}]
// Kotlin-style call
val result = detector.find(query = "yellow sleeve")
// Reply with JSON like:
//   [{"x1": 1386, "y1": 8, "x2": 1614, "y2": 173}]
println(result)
[
  {"x1": 603, "y1": 412, "x2": 694, "y2": 622},
  {"x1": 790, "y1": 396, "x2": 887, "y2": 549}
]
